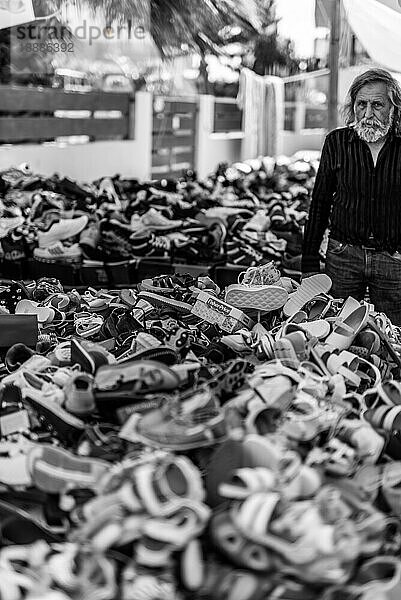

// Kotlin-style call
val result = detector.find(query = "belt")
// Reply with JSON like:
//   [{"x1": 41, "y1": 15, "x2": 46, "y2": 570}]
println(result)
[
  {"x1": 333, "y1": 236, "x2": 397, "y2": 252},
  {"x1": 359, "y1": 235, "x2": 387, "y2": 252},
  {"x1": 360, "y1": 243, "x2": 383, "y2": 251}
]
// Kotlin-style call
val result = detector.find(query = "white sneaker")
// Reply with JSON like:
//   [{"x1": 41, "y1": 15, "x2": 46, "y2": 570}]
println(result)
[
  {"x1": 131, "y1": 208, "x2": 182, "y2": 233},
  {"x1": 38, "y1": 215, "x2": 88, "y2": 248},
  {"x1": 243, "y1": 210, "x2": 270, "y2": 232},
  {"x1": 34, "y1": 242, "x2": 82, "y2": 262},
  {"x1": 0, "y1": 216, "x2": 24, "y2": 239},
  {"x1": 2, "y1": 355, "x2": 52, "y2": 387}
]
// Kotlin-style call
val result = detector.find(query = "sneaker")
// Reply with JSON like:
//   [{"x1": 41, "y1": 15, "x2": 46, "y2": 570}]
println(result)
[
  {"x1": 5, "y1": 343, "x2": 35, "y2": 372},
  {"x1": 131, "y1": 208, "x2": 182, "y2": 234},
  {"x1": 79, "y1": 221, "x2": 101, "y2": 260},
  {"x1": 63, "y1": 373, "x2": 96, "y2": 416},
  {"x1": 38, "y1": 216, "x2": 89, "y2": 248},
  {"x1": 172, "y1": 235, "x2": 203, "y2": 262},
  {"x1": 226, "y1": 239, "x2": 264, "y2": 267},
  {"x1": 34, "y1": 242, "x2": 82, "y2": 263},
  {"x1": 225, "y1": 263, "x2": 288, "y2": 312},
  {"x1": 225, "y1": 283, "x2": 288, "y2": 312},
  {"x1": 0, "y1": 216, "x2": 24, "y2": 239},
  {"x1": 120, "y1": 390, "x2": 227, "y2": 450},
  {"x1": 268, "y1": 203, "x2": 286, "y2": 228},
  {"x1": 29, "y1": 191, "x2": 67, "y2": 222},
  {"x1": 243, "y1": 210, "x2": 271, "y2": 232},
  {"x1": 240, "y1": 263, "x2": 281, "y2": 286},
  {"x1": 22, "y1": 388, "x2": 86, "y2": 445},
  {"x1": 281, "y1": 253, "x2": 302, "y2": 278},
  {"x1": 1, "y1": 231, "x2": 26, "y2": 261},
  {"x1": 133, "y1": 234, "x2": 172, "y2": 259},
  {"x1": 100, "y1": 228, "x2": 138, "y2": 262}
]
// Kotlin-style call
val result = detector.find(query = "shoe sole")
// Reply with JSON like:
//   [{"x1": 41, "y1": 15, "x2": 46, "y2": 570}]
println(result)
[
  {"x1": 33, "y1": 255, "x2": 81, "y2": 264},
  {"x1": 225, "y1": 285, "x2": 288, "y2": 312},
  {"x1": 283, "y1": 274, "x2": 332, "y2": 318},
  {"x1": 137, "y1": 291, "x2": 192, "y2": 314},
  {"x1": 116, "y1": 346, "x2": 178, "y2": 366}
]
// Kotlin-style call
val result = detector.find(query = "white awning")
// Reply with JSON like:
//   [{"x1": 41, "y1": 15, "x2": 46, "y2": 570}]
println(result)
[
  {"x1": 0, "y1": 0, "x2": 34, "y2": 29},
  {"x1": 343, "y1": 0, "x2": 401, "y2": 72}
]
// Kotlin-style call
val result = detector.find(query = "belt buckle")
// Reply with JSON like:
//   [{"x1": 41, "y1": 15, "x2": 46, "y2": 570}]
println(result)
[{"x1": 362, "y1": 237, "x2": 378, "y2": 250}]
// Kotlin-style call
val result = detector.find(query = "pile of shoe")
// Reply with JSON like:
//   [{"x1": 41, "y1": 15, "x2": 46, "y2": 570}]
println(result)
[
  {"x1": 0, "y1": 156, "x2": 314, "y2": 280},
  {"x1": 0, "y1": 265, "x2": 400, "y2": 598}
]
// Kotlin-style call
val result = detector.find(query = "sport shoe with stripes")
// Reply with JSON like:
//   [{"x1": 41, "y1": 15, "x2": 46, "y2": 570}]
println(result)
[{"x1": 34, "y1": 242, "x2": 82, "y2": 263}]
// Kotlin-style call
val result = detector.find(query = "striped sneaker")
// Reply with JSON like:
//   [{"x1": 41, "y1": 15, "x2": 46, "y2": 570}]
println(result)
[
  {"x1": 34, "y1": 242, "x2": 82, "y2": 263},
  {"x1": 226, "y1": 238, "x2": 263, "y2": 267}
]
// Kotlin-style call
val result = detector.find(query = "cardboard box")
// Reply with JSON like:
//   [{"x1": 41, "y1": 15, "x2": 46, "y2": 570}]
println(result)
[{"x1": 191, "y1": 291, "x2": 254, "y2": 333}]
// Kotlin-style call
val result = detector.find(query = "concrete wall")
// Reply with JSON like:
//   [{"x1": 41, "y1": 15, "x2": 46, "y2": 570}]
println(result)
[
  {"x1": 1, "y1": 88, "x2": 326, "y2": 181},
  {"x1": 0, "y1": 92, "x2": 245, "y2": 182},
  {"x1": 0, "y1": 92, "x2": 153, "y2": 183},
  {"x1": 196, "y1": 95, "x2": 243, "y2": 179}
]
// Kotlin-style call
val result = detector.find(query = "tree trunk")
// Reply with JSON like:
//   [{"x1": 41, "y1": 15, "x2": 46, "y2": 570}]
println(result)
[{"x1": 199, "y1": 54, "x2": 211, "y2": 95}]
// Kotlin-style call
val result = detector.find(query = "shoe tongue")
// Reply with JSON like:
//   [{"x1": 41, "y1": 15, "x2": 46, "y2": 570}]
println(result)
[
  {"x1": 135, "y1": 332, "x2": 162, "y2": 353},
  {"x1": 90, "y1": 350, "x2": 109, "y2": 371}
]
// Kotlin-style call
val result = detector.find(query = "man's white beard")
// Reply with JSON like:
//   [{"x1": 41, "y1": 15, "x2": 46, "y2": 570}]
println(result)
[{"x1": 354, "y1": 107, "x2": 394, "y2": 143}]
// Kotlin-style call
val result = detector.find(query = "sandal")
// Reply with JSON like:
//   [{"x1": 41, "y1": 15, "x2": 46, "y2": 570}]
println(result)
[
  {"x1": 199, "y1": 560, "x2": 272, "y2": 600},
  {"x1": 273, "y1": 331, "x2": 310, "y2": 370},
  {"x1": 325, "y1": 305, "x2": 370, "y2": 352},
  {"x1": 303, "y1": 293, "x2": 332, "y2": 321},
  {"x1": 219, "y1": 467, "x2": 276, "y2": 500},
  {"x1": 232, "y1": 492, "x2": 350, "y2": 566},
  {"x1": 210, "y1": 508, "x2": 275, "y2": 572},
  {"x1": 307, "y1": 438, "x2": 358, "y2": 477},
  {"x1": 345, "y1": 556, "x2": 401, "y2": 597},
  {"x1": 74, "y1": 312, "x2": 104, "y2": 338}
]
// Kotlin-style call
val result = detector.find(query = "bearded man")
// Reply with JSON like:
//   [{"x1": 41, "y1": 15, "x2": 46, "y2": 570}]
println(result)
[{"x1": 301, "y1": 68, "x2": 401, "y2": 324}]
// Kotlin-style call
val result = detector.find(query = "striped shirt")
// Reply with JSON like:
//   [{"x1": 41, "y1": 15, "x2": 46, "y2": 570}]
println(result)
[{"x1": 302, "y1": 126, "x2": 401, "y2": 273}]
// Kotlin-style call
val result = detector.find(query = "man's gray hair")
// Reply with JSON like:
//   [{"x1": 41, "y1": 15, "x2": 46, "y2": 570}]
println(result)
[{"x1": 342, "y1": 68, "x2": 401, "y2": 134}]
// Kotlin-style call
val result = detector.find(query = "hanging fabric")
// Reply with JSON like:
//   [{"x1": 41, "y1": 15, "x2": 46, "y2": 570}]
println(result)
[
  {"x1": 237, "y1": 67, "x2": 284, "y2": 160},
  {"x1": 343, "y1": 0, "x2": 401, "y2": 72},
  {"x1": 0, "y1": 0, "x2": 35, "y2": 29}
]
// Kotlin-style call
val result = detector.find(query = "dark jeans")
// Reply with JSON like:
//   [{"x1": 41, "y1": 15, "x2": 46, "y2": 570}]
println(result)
[{"x1": 325, "y1": 237, "x2": 401, "y2": 325}]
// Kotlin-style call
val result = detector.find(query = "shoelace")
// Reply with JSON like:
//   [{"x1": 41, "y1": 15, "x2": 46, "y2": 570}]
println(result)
[
  {"x1": 150, "y1": 235, "x2": 170, "y2": 250},
  {"x1": 238, "y1": 242, "x2": 263, "y2": 262},
  {"x1": 74, "y1": 313, "x2": 104, "y2": 338},
  {"x1": 240, "y1": 262, "x2": 281, "y2": 286}
]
